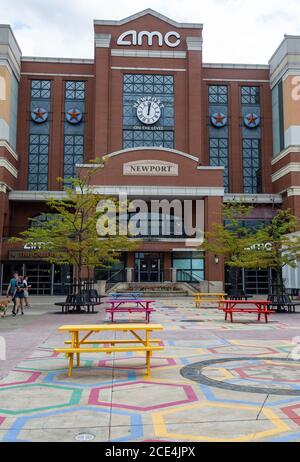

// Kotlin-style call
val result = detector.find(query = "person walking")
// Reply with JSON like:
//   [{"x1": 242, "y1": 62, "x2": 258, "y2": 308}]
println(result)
[
  {"x1": 13, "y1": 275, "x2": 26, "y2": 316},
  {"x1": 6, "y1": 271, "x2": 19, "y2": 315},
  {"x1": 23, "y1": 276, "x2": 31, "y2": 308}
]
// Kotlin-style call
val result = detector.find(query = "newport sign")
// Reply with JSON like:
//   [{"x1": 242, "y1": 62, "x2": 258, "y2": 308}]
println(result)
[
  {"x1": 123, "y1": 160, "x2": 178, "y2": 176},
  {"x1": 117, "y1": 30, "x2": 181, "y2": 47}
]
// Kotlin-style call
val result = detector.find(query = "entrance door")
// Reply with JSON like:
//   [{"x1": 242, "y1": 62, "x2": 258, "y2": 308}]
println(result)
[
  {"x1": 135, "y1": 253, "x2": 163, "y2": 282},
  {"x1": 225, "y1": 267, "x2": 272, "y2": 295},
  {"x1": 244, "y1": 268, "x2": 271, "y2": 295},
  {"x1": 25, "y1": 263, "x2": 52, "y2": 295}
]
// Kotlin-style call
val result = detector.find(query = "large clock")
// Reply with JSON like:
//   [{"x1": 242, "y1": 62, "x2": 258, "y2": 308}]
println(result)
[{"x1": 136, "y1": 99, "x2": 161, "y2": 125}]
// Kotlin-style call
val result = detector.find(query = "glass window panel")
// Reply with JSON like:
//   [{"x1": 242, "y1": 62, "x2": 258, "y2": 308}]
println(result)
[
  {"x1": 63, "y1": 135, "x2": 84, "y2": 179},
  {"x1": 191, "y1": 271, "x2": 204, "y2": 280},
  {"x1": 191, "y1": 259, "x2": 204, "y2": 270},
  {"x1": 123, "y1": 73, "x2": 174, "y2": 148},
  {"x1": 209, "y1": 138, "x2": 229, "y2": 192},
  {"x1": 30, "y1": 80, "x2": 51, "y2": 99},
  {"x1": 243, "y1": 138, "x2": 262, "y2": 193},
  {"x1": 173, "y1": 260, "x2": 191, "y2": 270},
  {"x1": 241, "y1": 86, "x2": 260, "y2": 104},
  {"x1": 27, "y1": 134, "x2": 49, "y2": 190},
  {"x1": 208, "y1": 85, "x2": 228, "y2": 104}
]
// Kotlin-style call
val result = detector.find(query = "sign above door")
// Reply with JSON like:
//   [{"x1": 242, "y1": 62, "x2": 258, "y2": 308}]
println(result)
[{"x1": 123, "y1": 160, "x2": 178, "y2": 176}]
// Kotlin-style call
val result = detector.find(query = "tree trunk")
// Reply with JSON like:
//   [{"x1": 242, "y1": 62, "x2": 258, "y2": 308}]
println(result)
[{"x1": 273, "y1": 267, "x2": 284, "y2": 295}]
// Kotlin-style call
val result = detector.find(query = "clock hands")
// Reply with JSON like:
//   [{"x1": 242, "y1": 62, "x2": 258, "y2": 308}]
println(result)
[{"x1": 136, "y1": 99, "x2": 161, "y2": 125}]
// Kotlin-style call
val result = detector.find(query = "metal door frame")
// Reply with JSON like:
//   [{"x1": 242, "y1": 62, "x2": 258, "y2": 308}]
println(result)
[{"x1": 135, "y1": 253, "x2": 162, "y2": 283}]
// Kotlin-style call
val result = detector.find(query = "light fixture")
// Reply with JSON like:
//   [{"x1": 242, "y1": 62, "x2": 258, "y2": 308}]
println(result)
[{"x1": 214, "y1": 255, "x2": 219, "y2": 264}]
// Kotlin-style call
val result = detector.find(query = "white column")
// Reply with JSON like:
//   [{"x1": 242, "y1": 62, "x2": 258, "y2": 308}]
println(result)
[
  {"x1": 126, "y1": 267, "x2": 133, "y2": 283},
  {"x1": 171, "y1": 268, "x2": 177, "y2": 283}
]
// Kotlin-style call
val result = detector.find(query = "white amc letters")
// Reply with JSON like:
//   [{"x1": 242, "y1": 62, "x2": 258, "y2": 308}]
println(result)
[{"x1": 117, "y1": 30, "x2": 181, "y2": 48}]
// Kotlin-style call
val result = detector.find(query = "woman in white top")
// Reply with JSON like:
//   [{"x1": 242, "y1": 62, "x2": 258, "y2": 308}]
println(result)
[{"x1": 23, "y1": 276, "x2": 32, "y2": 308}]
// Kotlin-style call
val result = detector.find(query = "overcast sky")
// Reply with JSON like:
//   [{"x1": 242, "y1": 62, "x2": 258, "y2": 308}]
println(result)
[{"x1": 1, "y1": 0, "x2": 300, "y2": 63}]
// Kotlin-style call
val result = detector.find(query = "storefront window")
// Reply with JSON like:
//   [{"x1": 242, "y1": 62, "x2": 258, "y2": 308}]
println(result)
[
  {"x1": 172, "y1": 252, "x2": 205, "y2": 282},
  {"x1": 95, "y1": 255, "x2": 126, "y2": 282}
]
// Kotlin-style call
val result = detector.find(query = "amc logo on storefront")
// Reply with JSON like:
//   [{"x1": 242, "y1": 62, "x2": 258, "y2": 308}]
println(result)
[{"x1": 117, "y1": 30, "x2": 181, "y2": 48}]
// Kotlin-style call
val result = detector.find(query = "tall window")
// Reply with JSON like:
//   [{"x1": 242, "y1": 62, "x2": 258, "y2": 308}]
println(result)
[
  {"x1": 28, "y1": 80, "x2": 51, "y2": 190},
  {"x1": 63, "y1": 81, "x2": 85, "y2": 179},
  {"x1": 123, "y1": 74, "x2": 174, "y2": 149},
  {"x1": 241, "y1": 86, "x2": 261, "y2": 193},
  {"x1": 208, "y1": 85, "x2": 229, "y2": 192},
  {"x1": 242, "y1": 138, "x2": 262, "y2": 194},
  {"x1": 272, "y1": 81, "x2": 285, "y2": 156},
  {"x1": 209, "y1": 138, "x2": 229, "y2": 192},
  {"x1": 64, "y1": 135, "x2": 84, "y2": 178},
  {"x1": 28, "y1": 135, "x2": 49, "y2": 190}
]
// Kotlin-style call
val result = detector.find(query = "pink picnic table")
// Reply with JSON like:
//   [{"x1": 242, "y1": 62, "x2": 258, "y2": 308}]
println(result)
[{"x1": 105, "y1": 299, "x2": 156, "y2": 323}]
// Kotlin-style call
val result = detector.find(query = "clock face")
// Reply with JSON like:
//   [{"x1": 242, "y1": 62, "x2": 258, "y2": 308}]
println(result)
[{"x1": 136, "y1": 100, "x2": 161, "y2": 125}]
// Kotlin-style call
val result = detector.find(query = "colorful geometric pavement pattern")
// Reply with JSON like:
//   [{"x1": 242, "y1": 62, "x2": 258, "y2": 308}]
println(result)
[{"x1": 1, "y1": 298, "x2": 300, "y2": 442}]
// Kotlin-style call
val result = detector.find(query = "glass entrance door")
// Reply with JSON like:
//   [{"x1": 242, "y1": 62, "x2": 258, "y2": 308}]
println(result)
[
  {"x1": 225, "y1": 267, "x2": 272, "y2": 295},
  {"x1": 134, "y1": 253, "x2": 163, "y2": 282},
  {"x1": 24, "y1": 263, "x2": 52, "y2": 295}
]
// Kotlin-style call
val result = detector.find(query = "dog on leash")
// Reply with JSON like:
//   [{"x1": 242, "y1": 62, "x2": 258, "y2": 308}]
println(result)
[{"x1": 0, "y1": 298, "x2": 10, "y2": 318}]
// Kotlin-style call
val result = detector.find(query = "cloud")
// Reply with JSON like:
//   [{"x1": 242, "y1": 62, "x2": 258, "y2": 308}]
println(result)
[{"x1": 0, "y1": 0, "x2": 300, "y2": 63}]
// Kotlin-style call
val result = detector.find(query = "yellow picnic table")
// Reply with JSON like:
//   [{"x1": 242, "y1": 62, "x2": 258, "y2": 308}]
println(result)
[
  {"x1": 55, "y1": 323, "x2": 164, "y2": 377},
  {"x1": 194, "y1": 293, "x2": 226, "y2": 308}
]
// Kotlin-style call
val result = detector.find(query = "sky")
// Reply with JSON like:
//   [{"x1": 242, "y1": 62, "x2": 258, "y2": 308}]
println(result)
[{"x1": 1, "y1": 0, "x2": 300, "y2": 64}]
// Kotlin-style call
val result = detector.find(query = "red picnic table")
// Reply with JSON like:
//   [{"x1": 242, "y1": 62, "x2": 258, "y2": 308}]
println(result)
[
  {"x1": 105, "y1": 299, "x2": 156, "y2": 323},
  {"x1": 219, "y1": 300, "x2": 275, "y2": 323}
]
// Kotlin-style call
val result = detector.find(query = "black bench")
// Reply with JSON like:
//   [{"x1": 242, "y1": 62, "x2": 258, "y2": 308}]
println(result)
[
  {"x1": 55, "y1": 293, "x2": 101, "y2": 313},
  {"x1": 267, "y1": 294, "x2": 300, "y2": 313},
  {"x1": 285, "y1": 289, "x2": 300, "y2": 300},
  {"x1": 82, "y1": 289, "x2": 102, "y2": 303},
  {"x1": 227, "y1": 290, "x2": 249, "y2": 301}
]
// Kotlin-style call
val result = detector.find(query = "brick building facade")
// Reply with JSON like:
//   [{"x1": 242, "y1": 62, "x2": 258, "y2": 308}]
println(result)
[{"x1": 0, "y1": 9, "x2": 299, "y2": 294}]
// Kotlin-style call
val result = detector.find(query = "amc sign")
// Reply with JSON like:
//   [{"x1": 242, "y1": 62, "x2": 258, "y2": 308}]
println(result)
[{"x1": 117, "y1": 30, "x2": 181, "y2": 48}]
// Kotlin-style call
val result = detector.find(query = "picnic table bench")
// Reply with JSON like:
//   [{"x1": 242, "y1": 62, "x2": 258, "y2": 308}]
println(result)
[
  {"x1": 105, "y1": 299, "x2": 156, "y2": 323},
  {"x1": 194, "y1": 293, "x2": 226, "y2": 308},
  {"x1": 219, "y1": 300, "x2": 275, "y2": 323},
  {"x1": 268, "y1": 294, "x2": 300, "y2": 313},
  {"x1": 227, "y1": 290, "x2": 249, "y2": 301},
  {"x1": 54, "y1": 323, "x2": 164, "y2": 376},
  {"x1": 54, "y1": 293, "x2": 101, "y2": 313},
  {"x1": 109, "y1": 292, "x2": 143, "y2": 299}
]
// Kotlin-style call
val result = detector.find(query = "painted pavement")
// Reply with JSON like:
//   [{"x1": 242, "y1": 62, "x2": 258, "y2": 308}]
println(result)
[{"x1": 0, "y1": 297, "x2": 300, "y2": 442}]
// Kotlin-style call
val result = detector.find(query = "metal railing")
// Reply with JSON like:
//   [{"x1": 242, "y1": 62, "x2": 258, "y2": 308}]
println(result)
[
  {"x1": 176, "y1": 270, "x2": 204, "y2": 283},
  {"x1": 95, "y1": 269, "x2": 126, "y2": 283}
]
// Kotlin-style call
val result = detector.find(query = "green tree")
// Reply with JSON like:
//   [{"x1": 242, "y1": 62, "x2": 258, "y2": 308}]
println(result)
[
  {"x1": 252, "y1": 209, "x2": 300, "y2": 293},
  {"x1": 201, "y1": 204, "x2": 300, "y2": 293},
  {"x1": 200, "y1": 202, "x2": 267, "y2": 289},
  {"x1": 10, "y1": 161, "x2": 137, "y2": 287}
]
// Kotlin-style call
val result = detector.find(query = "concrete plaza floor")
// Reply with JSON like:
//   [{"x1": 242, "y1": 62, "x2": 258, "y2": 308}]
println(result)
[{"x1": 0, "y1": 296, "x2": 300, "y2": 442}]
